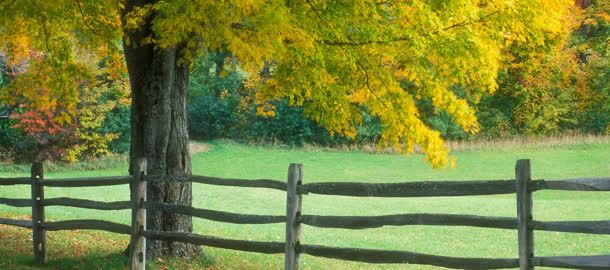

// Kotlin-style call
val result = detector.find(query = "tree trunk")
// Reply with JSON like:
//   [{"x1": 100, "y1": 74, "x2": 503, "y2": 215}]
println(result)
[
  {"x1": 122, "y1": 0, "x2": 201, "y2": 259},
  {"x1": 574, "y1": 0, "x2": 592, "y2": 9}
]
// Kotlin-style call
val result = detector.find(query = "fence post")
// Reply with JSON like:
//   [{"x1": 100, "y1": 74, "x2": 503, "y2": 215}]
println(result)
[
  {"x1": 516, "y1": 159, "x2": 533, "y2": 270},
  {"x1": 285, "y1": 163, "x2": 303, "y2": 270},
  {"x1": 130, "y1": 159, "x2": 147, "y2": 270},
  {"x1": 31, "y1": 162, "x2": 47, "y2": 265}
]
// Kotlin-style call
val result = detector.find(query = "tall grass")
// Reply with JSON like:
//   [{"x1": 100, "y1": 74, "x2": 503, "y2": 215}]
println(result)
[
  {"x1": 300, "y1": 133, "x2": 610, "y2": 154},
  {"x1": 0, "y1": 154, "x2": 128, "y2": 174},
  {"x1": 446, "y1": 133, "x2": 610, "y2": 152},
  {"x1": 1, "y1": 134, "x2": 607, "y2": 174}
]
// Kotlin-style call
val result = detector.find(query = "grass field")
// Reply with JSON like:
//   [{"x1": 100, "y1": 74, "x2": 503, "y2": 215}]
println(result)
[{"x1": 1, "y1": 140, "x2": 609, "y2": 269}]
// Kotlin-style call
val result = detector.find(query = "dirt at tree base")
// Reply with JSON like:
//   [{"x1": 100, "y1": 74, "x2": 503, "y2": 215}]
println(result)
[{"x1": 188, "y1": 142, "x2": 211, "y2": 155}]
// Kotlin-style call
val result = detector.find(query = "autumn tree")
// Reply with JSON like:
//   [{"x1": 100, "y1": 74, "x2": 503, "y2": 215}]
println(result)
[
  {"x1": 473, "y1": 1, "x2": 609, "y2": 137},
  {"x1": 1, "y1": 0, "x2": 573, "y2": 259}
]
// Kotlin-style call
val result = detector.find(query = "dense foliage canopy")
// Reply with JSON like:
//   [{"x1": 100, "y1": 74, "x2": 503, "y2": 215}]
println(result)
[{"x1": 1, "y1": 0, "x2": 608, "y2": 167}]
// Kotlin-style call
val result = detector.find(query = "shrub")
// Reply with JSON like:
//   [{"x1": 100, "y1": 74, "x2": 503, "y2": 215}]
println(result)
[
  {"x1": 100, "y1": 104, "x2": 131, "y2": 153},
  {"x1": 186, "y1": 54, "x2": 360, "y2": 146}
]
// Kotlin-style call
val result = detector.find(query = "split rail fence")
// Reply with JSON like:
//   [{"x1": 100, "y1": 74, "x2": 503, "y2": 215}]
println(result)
[{"x1": 0, "y1": 159, "x2": 609, "y2": 269}]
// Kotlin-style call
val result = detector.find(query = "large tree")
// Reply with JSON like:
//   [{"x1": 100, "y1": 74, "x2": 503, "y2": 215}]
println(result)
[
  {"x1": 122, "y1": 0, "x2": 203, "y2": 258},
  {"x1": 0, "y1": 0, "x2": 573, "y2": 259}
]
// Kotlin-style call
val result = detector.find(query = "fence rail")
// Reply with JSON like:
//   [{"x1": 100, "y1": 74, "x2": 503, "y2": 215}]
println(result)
[
  {"x1": 44, "y1": 198, "x2": 131, "y2": 210},
  {"x1": 300, "y1": 179, "x2": 517, "y2": 197},
  {"x1": 142, "y1": 230, "x2": 286, "y2": 254},
  {"x1": 530, "y1": 178, "x2": 610, "y2": 191},
  {"x1": 299, "y1": 244, "x2": 520, "y2": 269},
  {"x1": 0, "y1": 217, "x2": 33, "y2": 228},
  {"x1": 144, "y1": 175, "x2": 288, "y2": 191},
  {"x1": 0, "y1": 159, "x2": 608, "y2": 270},
  {"x1": 300, "y1": 213, "x2": 518, "y2": 230},
  {"x1": 144, "y1": 202, "x2": 286, "y2": 224},
  {"x1": 0, "y1": 197, "x2": 32, "y2": 207},
  {"x1": 533, "y1": 255, "x2": 610, "y2": 269},
  {"x1": 41, "y1": 176, "x2": 133, "y2": 187},
  {"x1": 44, "y1": 219, "x2": 131, "y2": 235},
  {"x1": 0, "y1": 177, "x2": 30, "y2": 185}
]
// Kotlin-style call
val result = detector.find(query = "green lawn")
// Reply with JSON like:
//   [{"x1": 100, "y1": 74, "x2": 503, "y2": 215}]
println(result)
[{"x1": 1, "y1": 140, "x2": 609, "y2": 269}]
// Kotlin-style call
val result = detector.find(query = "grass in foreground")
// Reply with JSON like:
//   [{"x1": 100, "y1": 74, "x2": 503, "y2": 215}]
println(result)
[{"x1": 0, "y1": 140, "x2": 609, "y2": 269}]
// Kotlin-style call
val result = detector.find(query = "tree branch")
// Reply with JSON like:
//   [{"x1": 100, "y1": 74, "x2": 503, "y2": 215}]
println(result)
[
  {"x1": 0, "y1": 0, "x2": 18, "y2": 9},
  {"x1": 75, "y1": 0, "x2": 102, "y2": 36},
  {"x1": 37, "y1": 7, "x2": 51, "y2": 53},
  {"x1": 306, "y1": 0, "x2": 323, "y2": 21},
  {"x1": 318, "y1": 10, "x2": 501, "y2": 46},
  {"x1": 375, "y1": 0, "x2": 393, "y2": 5},
  {"x1": 230, "y1": 22, "x2": 256, "y2": 32},
  {"x1": 355, "y1": 62, "x2": 387, "y2": 108}
]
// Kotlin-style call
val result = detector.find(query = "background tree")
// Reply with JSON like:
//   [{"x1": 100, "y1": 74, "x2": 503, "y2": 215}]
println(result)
[
  {"x1": 474, "y1": 1, "x2": 609, "y2": 138},
  {"x1": 1, "y1": 0, "x2": 575, "y2": 259}
]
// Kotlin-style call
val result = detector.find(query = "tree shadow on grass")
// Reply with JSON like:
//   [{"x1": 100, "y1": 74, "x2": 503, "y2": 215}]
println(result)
[
  {"x1": 0, "y1": 221, "x2": 215, "y2": 270},
  {"x1": 1, "y1": 250, "x2": 216, "y2": 270},
  {"x1": 0, "y1": 251, "x2": 166, "y2": 270}
]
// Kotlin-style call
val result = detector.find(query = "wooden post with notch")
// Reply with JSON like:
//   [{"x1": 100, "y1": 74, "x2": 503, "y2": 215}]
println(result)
[
  {"x1": 130, "y1": 158, "x2": 147, "y2": 270},
  {"x1": 31, "y1": 162, "x2": 46, "y2": 265},
  {"x1": 516, "y1": 159, "x2": 534, "y2": 270},
  {"x1": 285, "y1": 163, "x2": 303, "y2": 270}
]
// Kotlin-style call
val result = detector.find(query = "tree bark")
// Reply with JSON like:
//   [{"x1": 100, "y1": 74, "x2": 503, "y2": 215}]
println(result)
[{"x1": 122, "y1": 0, "x2": 201, "y2": 259}]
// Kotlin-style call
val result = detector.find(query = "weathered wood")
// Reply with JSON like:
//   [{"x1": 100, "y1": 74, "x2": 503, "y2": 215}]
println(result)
[
  {"x1": 44, "y1": 198, "x2": 131, "y2": 210},
  {"x1": 300, "y1": 244, "x2": 519, "y2": 269},
  {"x1": 0, "y1": 197, "x2": 33, "y2": 207},
  {"x1": 533, "y1": 255, "x2": 610, "y2": 270},
  {"x1": 0, "y1": 217, "x2": 33, "y2": 228},
  {"x1": 531, "y1": 220, "x2": 610, "y2": 235},
  {"x1": 285, "y1": 163, "x2": 303, "y2": 270},
  {"x1": 530, "y1": 178, "x2": 610, "y2": 192},
  {"x1": 300, "y1": 180, "x2": 515, "y2": 197},
  {"x1": 141, "y1": 230, "x2": 285, "y2": 254},
  {"x1": 43, "y1": 219, "x2": 131, "y2": 235},
  {"x1": 145, "y1": 202, "x2": 285, "y2": 224},
  {"x1": 41, "y1": 176, "x2": 132, "y2": 187},
  {"x1": 191, "y1": 175, "x2": 287, "y2": 191},
  {"x1": 144, "y1": 175, "x2": 287, "y2": 191},
  {"x1": 123, "y1": 8, "x2": 198, "y2": 258},
  {"x1": 516, "y1": 159, "x2": 533, "y2": 270},
  {"x1": 131, "y1": 159, "x2": 147, "y2": 270},
  {"x1": 31, "y1": 162, "x2": 46, "y2": 265},
  {"x1": 300, "y1": 213, "x2": 517, "y2": 230},
  {"x1": 0, "y1": 177, "x2": 30, "y2": 185}
]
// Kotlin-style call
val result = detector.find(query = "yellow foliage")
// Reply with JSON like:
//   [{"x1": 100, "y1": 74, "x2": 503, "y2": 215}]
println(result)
[
  {"x1": 0, "y1": 0, "x2": 575, "y2": 167},
  {"x1": 256, "y1": 103, "x2": 276, "y2": 118}
]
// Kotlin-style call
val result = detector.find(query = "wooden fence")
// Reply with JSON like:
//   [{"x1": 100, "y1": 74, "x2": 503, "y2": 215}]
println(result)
[{"x1": 0, "y1": 159, "x2": 609, "y2": 269}]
